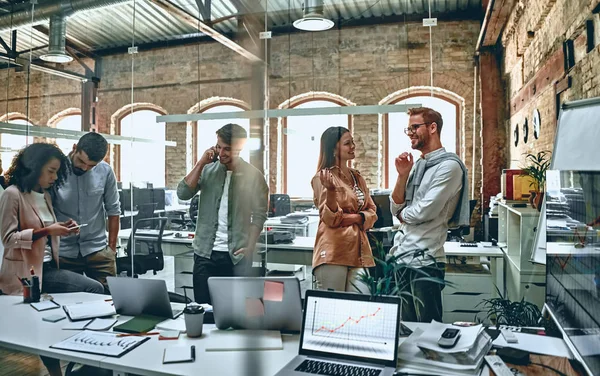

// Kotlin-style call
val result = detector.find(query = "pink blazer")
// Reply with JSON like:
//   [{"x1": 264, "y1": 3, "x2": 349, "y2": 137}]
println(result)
[{"x1": 0, "y1": 186, "x2": 60, "y2": 295}]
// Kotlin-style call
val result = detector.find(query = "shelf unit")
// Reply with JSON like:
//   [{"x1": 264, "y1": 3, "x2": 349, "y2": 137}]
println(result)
[{"x1": 497, "y1": 202, "x2": 546, "y2": 308}]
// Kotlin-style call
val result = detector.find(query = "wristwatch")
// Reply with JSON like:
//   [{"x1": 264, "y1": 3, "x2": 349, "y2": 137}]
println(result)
[{"x1": 358, "y1": 212, "x2": 365, "y2": 223}]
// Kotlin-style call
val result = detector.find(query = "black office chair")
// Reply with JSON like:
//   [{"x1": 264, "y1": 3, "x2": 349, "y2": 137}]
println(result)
[
  {"x1": 117, "y1": 217, "x2": 167, "y2": 276},
  {"x1": 269, "y1": 194, "x2": 291, "y2": 217},
  {"x1": 447, "y1": 199, "x2": 478, "y2": 242}
]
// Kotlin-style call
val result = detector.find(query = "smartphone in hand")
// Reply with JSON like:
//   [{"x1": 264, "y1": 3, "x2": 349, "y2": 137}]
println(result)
[
  {"x1": 68, "y1": 223, "x2": 88, "y2": 230},
  {"x1": 211, "y1": 146, "x2": 219, "y2": 162}
]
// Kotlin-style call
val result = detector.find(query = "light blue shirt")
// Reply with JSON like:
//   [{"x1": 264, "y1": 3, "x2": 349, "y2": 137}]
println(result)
[{"x1": 51, "y1": 160, "x2": 121, "y2": 258}]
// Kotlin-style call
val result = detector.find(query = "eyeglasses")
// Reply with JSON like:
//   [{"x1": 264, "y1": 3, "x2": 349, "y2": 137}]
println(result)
[{"x1": 403, "y1": 122, "x2": 431, "y2": 135}]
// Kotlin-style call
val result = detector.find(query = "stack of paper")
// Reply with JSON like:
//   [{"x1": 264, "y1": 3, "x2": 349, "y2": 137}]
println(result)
[
  {"x1": 397, "y1": 322, "x2": 492, "y2": 376},
  {"x1": 63, "y1": 300, "x2": 116, "y2": 321}
]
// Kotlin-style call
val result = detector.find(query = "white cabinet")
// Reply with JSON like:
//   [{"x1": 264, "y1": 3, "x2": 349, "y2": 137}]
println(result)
[
  {"x1": 443, "y1": 263, "x2": 493, "y2": 323},
  {"x1": 497, "y1": 202, "x2": 546, "y2": 308}
]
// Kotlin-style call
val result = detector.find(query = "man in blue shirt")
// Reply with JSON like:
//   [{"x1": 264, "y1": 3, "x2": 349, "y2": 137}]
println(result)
[
  {"x1": 52, "y1": 133, "x2": 121, "y2": 293},
  {"x1": 177, "y1": 124, "x2": 268, "y2": 303}
]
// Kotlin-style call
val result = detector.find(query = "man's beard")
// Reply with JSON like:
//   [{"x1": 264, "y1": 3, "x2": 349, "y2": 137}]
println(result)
[{"x1": 72, "y1": 167, "x2": 87, "y2": 176}]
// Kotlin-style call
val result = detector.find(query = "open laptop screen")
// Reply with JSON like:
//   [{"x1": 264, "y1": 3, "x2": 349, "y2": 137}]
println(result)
[{"x1": 299, "y1": 291, "x2": 401, "y2": 367}]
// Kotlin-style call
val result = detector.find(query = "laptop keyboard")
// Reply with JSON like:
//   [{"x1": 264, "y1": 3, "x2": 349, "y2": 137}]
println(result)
[
  {"x1": 295, "y1": 359, "x2": 381, "y2": 376},
  {"x1": 172, "y1": 308, "x2": 183, "y2": 318}
]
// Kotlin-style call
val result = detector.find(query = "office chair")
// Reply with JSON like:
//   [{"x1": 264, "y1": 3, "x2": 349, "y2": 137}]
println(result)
[
  {"x1": 269, "y1": 194, "x2": 291, "y2": 217},
  {"x1": 117, "y1": 217, "x2": 167, "y2": 277},
  {"x1": 447, "y1": 199, "x2": 478, "y2": 242}
]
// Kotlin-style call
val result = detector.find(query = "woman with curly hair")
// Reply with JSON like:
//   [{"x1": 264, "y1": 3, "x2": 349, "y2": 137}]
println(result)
[{"x1": 0, "y1": 143, "x2": 104, "y2": 376}]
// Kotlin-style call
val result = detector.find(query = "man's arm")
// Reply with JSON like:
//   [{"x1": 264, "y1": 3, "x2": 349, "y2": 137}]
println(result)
[
  {"x1": 234, "y1": 171, "x2": 268, "y2": 257},
  {"x1": 103, "y1": 167, "x2": 121, "y2": 252},
  {"x1": 400, "y1": 161, "x2": 463, "y2": 225},
  {"x1": 178, "y1": 148, "x2": 215, "y2": 200}
]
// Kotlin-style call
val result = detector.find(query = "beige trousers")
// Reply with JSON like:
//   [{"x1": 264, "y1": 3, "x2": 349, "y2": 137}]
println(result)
[{"x1": 313, "y1": 264, "x2": 363, "y2": 292}]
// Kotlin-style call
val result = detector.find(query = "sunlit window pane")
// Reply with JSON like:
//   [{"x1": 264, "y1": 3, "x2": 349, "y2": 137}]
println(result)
[
  {"x1": 120, "y1": 110, "x2": 166, "y2": 188},
  {"x1": 1, "y1": 119, "x2": 33, "y2": 172},
  {"x1": 55, "y1": 115, "x2": 81, "y2": 155}
]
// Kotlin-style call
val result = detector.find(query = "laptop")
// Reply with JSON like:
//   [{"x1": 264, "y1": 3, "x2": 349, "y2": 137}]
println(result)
[
  {"x1": 106, "y1": 277, "x2": 184, "y2": 319},
  {"x1": 208, "y1": 276, "x2": 302, "y2": 332},
  {"x1": 275, "y1": 290, "x2": 401, "y2": 376}
]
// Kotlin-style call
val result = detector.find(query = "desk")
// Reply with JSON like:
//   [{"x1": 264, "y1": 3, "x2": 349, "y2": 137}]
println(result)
[
  {"x1": 121, "y1": 204, "x2": 190, "y2": 219},
  {"x1": 0, "y1": 293, "x2": 573, "y2": 376},
  {"x1": 118, "y1": 230, "x2": 195, "y2": 257},
  {"x1": 264, "y1": 216, "x2": 319, "y2": 237}
]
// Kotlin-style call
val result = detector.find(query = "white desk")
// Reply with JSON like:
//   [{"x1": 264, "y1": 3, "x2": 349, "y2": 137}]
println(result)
[
  {"x1": 118, "y1": 230, "x2": 195, "y2": 257},
  {"x1": 0, "y1": 293, "x2": 573, "y2": 376},
  {"x1": 121, "y1": 204, "x2": 190, "y2": 219},
  {"x1": 264, "y1": 216, "x2": 319, "y2": 237}
]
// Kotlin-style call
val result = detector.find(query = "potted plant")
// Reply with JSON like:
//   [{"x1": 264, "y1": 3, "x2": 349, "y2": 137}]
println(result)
[
  {"x1": 521, "y1": 150, "x2": 551, "y2": 210},
  {"x1": 477, "y1": 287, "x2": 542, "y2": 327},
  {"x1": 354, "y1": 237, "x2": 450, "y2": 322}
]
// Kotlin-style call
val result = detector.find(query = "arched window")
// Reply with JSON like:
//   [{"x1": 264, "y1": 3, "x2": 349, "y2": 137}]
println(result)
[
  {"x1": 0, "y1": 116, "x2": 34, "y2": 172},
  {"x1": 119, "y1": 110, "x2": 166, "y2": 188},
  {"x1": 54, "y1": 113, "x2": 81, "y2": 154},
  {"x1": 384, "y1": 95, "x2": 459, "y2": 188},
  {"x1": 194, "y1": 104, "x2": 250, "y2": 163},
  {"x1": 283, "y1": 100, "x2": 351, "y2": 198}
]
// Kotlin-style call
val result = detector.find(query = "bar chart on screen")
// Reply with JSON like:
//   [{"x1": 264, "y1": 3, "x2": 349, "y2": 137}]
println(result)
[{"x1": 302, "y1": 296, "x2": 398, "y2": 359}]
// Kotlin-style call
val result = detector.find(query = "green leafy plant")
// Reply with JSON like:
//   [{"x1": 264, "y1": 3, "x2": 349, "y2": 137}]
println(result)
[
  {"x1": 477, "y1": 286, "x2": 542, "y2": 327},
  {"x1": 521, "y1": 150, "x2": 552, "y2": 192},
  {"x1": 353, "y1": 237, "x2": 450, "y2": 320}
]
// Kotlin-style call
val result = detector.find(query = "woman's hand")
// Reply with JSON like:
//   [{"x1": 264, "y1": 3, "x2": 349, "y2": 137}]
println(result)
[
  {"x1": 45, "y1": 223, "x2": 76, "y2": 237},
  {"x1": 340, "y1": 214, "x2": 363, "y2": 227},
  {"x1": 319, "y1": 169, "x2": 336, "y2": 191}
]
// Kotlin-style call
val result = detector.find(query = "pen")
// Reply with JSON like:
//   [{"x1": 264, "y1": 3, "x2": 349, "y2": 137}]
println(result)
[
  {"x1": 16, "y1": 275, "x2": 26, "y2": 286},
  {"x1": 191, "y1": 345, "x2": 196, "y2": 361},
  {"x1": 116, "y1": 332, "x2": 160, "y2": 337}
]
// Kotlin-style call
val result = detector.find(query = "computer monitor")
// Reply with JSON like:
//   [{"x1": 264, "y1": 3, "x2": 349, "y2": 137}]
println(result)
[{"x1": 371, "y1": 191, "x2": 393, "y2": 228}]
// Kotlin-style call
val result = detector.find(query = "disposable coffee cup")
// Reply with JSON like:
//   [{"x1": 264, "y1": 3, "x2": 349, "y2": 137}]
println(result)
[{"x1": 184, "y1": 304, "x2": 205, "y2": 338}]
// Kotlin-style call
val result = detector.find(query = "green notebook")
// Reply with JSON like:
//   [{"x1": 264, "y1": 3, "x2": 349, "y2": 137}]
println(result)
[{"x1": 113, "y1": 314, "x2": 165, "y2": 334}]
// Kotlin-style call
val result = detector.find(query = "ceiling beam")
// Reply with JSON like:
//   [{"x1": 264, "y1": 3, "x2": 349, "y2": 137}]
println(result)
[
  {"x1": 149, "y1": 0, "x2": 261, "y2": 62},
  {"x1": 477, "y1": 0, "x2": 516, "y2": 48},
  {"x1": 195, "y1": 0, "x2": 211, "y2": 22}
]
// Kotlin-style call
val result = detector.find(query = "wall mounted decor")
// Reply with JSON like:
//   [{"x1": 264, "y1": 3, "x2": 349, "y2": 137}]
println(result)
[
  {"x1": 533, "y1": 109, "x2": 541, "y2": 139},
  {"x1": 514, "y1": 124, "x2": 519, "y2": 147},
  {"x1": 523, "y1": 118, "x2": 529, "y2": 144}
]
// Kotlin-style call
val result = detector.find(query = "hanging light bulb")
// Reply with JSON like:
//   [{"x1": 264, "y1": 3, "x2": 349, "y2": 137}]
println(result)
[{"x1": 293, "y1": 0, "x2": 334, "y2": 32}]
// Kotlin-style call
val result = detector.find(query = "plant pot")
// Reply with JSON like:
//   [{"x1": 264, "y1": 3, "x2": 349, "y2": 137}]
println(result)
[{"x1": 529, "y1": 190, "x2": 544, "y2": 211}]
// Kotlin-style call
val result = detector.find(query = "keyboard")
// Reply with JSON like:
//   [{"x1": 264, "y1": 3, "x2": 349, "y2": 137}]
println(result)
[
  {"x1": 295, "y1": 359, "x2": 381, "y2": 376},
  {"x1": 172, "y1": 308, "x2": 183, "y2": 319}
]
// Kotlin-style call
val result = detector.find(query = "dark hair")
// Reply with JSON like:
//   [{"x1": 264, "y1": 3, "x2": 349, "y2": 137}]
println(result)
[
  {"x1": 408, "y1": 107, "x2": 444, "y2": 134},
  {"x1": 216, "y1": 123, "x2": 247, "y2": 145},
  {"x1": 76, "y1": 132, "x2": 108, "y2": 162},
  {"x1": 316, "y1": 126, "x2": 350, "y2": 171},
  {"x1": 4, "y1": 143, "x2": 71, "y2": 193}
]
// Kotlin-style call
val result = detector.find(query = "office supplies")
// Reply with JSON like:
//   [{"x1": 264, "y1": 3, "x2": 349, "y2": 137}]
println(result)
[
  {"x1": 42, "y1": 314, "x2": 66, "y2": 323},
  {"x1": 51, "y1": 330, "x2": 150, "y2": 357},
  {"x1": 63, "y1": 318, "x2": 118, "y2": 331},
  {"x1": 63, "y1": 300, "x2": 116, "y2": 321},
  {"x1": 30, "y1": 299, "x2": 60, "y2": 311},
  {"x1": 484, "y1": 355, "x2": 513, "y2": 376},
  {"x1": 208, "y1": 276, "x2": 302, "y2": 332},
  {"x1": 158, "y1": 330, "x2": 180, "y2": 340},
  {"x1": 106, "y1": 277, "x2": 183, "y2": 319},
  {"x1": 274, "y1": 290, "x2": 401, "y2": 376},
  {"x1": 205, "y1": 329, "x2": 282, "y2": 351},
  {"x1": 113, "y1": 314, "x2": 165, "y2": 334},
  {"x1": 501, "y1": 328, "x2": 519, "y2": 343},
  {"x1": 156, "y1": 317, "x2": 186, "y2": 333},
  {"x1": 496, "y1": 347, "x2": 530, "y2": 365},
  {"x1": 162, "y1": 345, "x2": 195, "y2": 364},
  {"x1": 30, "y1": 275, "x2": 40, "y2": 302}
]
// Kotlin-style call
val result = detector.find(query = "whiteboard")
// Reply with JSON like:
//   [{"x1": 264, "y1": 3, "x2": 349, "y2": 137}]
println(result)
[{"x1": 530, "y1": 97, "x2": 600, "y2": 264}]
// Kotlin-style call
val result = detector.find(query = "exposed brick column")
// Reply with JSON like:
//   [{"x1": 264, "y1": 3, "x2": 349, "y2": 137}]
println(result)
[{"x1": 479, "y1": 49, "x2": 507, "y2": 211}]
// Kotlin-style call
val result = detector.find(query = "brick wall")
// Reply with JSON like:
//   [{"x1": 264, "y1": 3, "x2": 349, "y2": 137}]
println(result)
[
  {"x1": 0, "y1": 20, "x2": 481, "y2": 204},
  {"x1": 502, "y1": 0, "x2": 600, "y2": 168}
]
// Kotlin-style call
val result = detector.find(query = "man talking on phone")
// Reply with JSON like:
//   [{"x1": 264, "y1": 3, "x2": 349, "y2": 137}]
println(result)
[
  {"x1": 177, "y1": 123, "x2": 268, "y2": 304},
  {"x1": 52, "y1": 133, "x2": 121, "y2": 293}
]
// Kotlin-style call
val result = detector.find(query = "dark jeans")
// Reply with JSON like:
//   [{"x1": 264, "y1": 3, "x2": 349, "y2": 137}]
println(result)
[
  {"x1": 400, "y1": 263, "x2": 446, "y2": 323},
  {"x1": 42, "y1": 261, "x2": 105, "y2": 295},
  {"x1": 193, "y1": 251, "x2": 251, "y2": 304}
]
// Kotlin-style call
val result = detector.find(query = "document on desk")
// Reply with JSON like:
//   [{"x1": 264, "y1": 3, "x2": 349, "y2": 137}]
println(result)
[
  {"x1": 51, "y1": 330, "x2": 150, "y2": 357},
  {"x1": 63, "y1": 318, "x2": 118, "y2": 331},
  {"x1": 205, "y1": 329, "x2": 282, "y2": 351},
  {"x1": 63, "y1": 300, "x2": 116, "y2": 321}
]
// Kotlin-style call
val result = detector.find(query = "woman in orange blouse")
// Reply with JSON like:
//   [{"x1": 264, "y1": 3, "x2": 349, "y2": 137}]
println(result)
[{"x1": 311, "y1": 126, "x2": 377, "y2": 292}]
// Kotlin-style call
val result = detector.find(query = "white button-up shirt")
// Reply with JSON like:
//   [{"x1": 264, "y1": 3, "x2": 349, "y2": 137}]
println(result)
[{"x1": 389, "y1": 148, "x2": 463, "y2": 266}]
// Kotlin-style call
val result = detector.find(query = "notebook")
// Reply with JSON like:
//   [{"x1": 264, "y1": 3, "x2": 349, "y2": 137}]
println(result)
[
  {"x1": 163, "y1": 345, "x2": 195, "y2": 364},
  {"x1": 63, "y1": 300, "x2": 116, "y2": 321},
  {"x1": 31, "y1": 300, "x2": 60, "y2": 312},
  {"x1": 274, "y1": 290, "x2": 401, "y2": 376},
  {"x1": 51, "y1": 330, "x2": 149, "y2": 357},
  {"x1": 63, "y1": 318, "x2": 118, "y2": 331},
  {"x1": 113, "y1": 314, "x2": 165, "y2": 334}
]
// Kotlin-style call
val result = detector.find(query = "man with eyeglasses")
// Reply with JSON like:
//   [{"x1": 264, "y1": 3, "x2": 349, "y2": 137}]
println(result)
[{"x1": 389, "y1": 107, "x2": 470, "y2": 322}]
